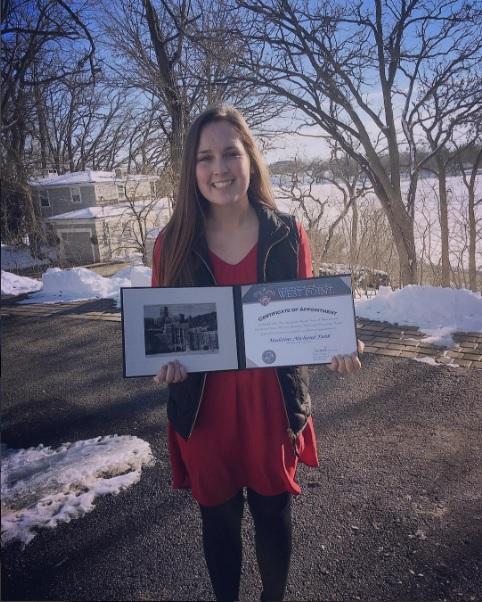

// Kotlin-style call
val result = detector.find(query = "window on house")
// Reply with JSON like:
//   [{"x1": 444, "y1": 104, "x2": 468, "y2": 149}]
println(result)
[
  {"x1": 39, "y1": 190, "x2": 50, "y2": 207},
  {"x1": 71, "y1": 186, "x2": 82, "y2": 203},
  {"x1": 117, "y1": 184, "x2": 126, "y2": 199}
]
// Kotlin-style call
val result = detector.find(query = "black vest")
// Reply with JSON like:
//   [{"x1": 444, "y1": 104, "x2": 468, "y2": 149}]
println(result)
[{"x1": 167, "y1": 202, "x2": 312, "y2": 440}]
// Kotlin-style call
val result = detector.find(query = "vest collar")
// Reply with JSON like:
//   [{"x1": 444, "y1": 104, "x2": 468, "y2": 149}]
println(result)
[
  {"x1": 192, "y1": 201, "x2": 289, "y2": 255},
  {"x1": 253, "y1": 201, "x2": 290, "y2": 245},
  {"x1": 253, "y1": 202, "x2": 290, "y2": 282},
  {"x1": 191, "y1": 201, "x2": 290, "y2": 283}
]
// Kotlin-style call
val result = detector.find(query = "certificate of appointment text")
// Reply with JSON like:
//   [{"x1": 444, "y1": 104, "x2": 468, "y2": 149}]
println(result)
[{"x1": 241, "y1": 275, "x2": 357, "y2": 368}]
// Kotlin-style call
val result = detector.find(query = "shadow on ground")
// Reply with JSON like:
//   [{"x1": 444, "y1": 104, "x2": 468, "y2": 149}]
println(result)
[{"x1": 2, "y1": 314, "x2": 481, "y2": 601}]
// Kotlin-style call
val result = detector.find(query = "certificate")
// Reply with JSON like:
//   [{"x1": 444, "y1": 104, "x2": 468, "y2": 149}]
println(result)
[
  {"x1": 121, "y1": 275, "x2": 357, "y2": 377},
  {"x1": 240, "y1": 275, "x2": 357, "y2": 367}
]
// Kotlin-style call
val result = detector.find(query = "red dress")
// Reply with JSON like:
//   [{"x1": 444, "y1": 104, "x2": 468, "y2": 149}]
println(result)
[{"x1": 154, "y1": 225, "x2": 319, "y2": 507}]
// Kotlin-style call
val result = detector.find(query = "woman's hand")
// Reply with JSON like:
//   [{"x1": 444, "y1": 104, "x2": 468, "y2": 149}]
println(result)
[
  {"x1": 329, "y1": 339, "x2": 365, "y2": 374},
  {"x1": 153, "y1": 360, "x2": 188, "y2": 384}
]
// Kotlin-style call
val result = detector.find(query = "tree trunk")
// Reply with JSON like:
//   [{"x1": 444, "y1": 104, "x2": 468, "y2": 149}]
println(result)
[
  {"x1": 350, "y1": 197, "x2": 358, "y2": 266},
  {"x1": 373, "y1": 183, "x2": 417, "y2": 286},
  {"x1": 308, "y1": 227, "x2": 322, "y2": 276},
  {"x1": 67, "y1": 138, "x2": 75, "y2": 173},
  {"x1": 371, "y1": 173, "x2": 419, "y2": 286},
  {"x1": 22, "y1": 183, "x2": 45, "y2": 258},
  {"x1": 467, "y1": 178, "x2": 477, "y2": 292},
  {"x1": 10, "y1": 86, "x2": 45, "y2": 256},
  {"x1": 34, "y1": 84, "x2": 49, "y2": 171},
  {"x1": 170, "y1": 104, "x2": 186, "y2": 191},
  {"x1": 142, "y1": 0, "x2": 186, "y2": 194},
  {"x1": 436, "y1": 156, "x2": 451, "y2": 286}
]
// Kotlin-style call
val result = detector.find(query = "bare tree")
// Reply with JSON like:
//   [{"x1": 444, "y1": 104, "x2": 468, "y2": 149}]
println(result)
[
  {"x1": 107, "y1": 178, "x2": 168, "y2": 264},
  {"x1": 274, "y1": 158, "x2": 328, "y2": 273},
  {"x1": 354, "y1": 200, "x2": 399, "y2": 284},
  {"x1": 1, "y1": 0, "x2": 97, "y2": 252},
  {"x1": 322, "y1": 145, "x2": 372, "y2": 265},
  {"x1": 101, "y1": 0, "x2": 284, "y2": 197},
  {"x1": 235, "y1": 0, "x2": 482, "y2": 285},
  {"x1": 33, "y1": 75, "x2": 145, "y2": 173},
  {"x1": 407, "y1": 59, "x2": 482, "y2": 285},
  {"x1": 452, "y1": 129, "x2": 482, "y2": 292},
  {"x1": 414, "y1": 190, "x2": 439, "y2": 285},
  {"x1": 274, "y1": 151, "x2": 370, "y2": 274},
  {"x1": 102, "y1": 0, "x2": 210, "y2": 190},
  {"x1": 122, "y1": 99, "x2": 172, "y2": 174}
]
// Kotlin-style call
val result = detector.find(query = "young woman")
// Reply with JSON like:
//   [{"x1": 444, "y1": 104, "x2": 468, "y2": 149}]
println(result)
[{"x1": 152, "y1": 105, "x2": 363, "y2": 602}]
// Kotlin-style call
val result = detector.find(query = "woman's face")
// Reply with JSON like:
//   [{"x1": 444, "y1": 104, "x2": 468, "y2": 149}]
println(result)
[{"x1": 195, "y1": 120, "x2": 251, "y2": 208}]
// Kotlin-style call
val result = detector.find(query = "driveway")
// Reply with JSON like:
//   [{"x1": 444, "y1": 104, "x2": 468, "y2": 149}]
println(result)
[{"x1": 1, "y1": 303, "x2": 481, "y2": 601}]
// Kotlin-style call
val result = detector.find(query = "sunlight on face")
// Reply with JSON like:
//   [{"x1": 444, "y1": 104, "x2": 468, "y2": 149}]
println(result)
[{"x1": 195, "y1": 120, "x2": 251, "y2": 207}]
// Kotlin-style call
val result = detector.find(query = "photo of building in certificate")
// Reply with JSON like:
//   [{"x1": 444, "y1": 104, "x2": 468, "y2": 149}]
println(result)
[{"x1": 143, "y1": 303, "x2": 219, "y2": 356}]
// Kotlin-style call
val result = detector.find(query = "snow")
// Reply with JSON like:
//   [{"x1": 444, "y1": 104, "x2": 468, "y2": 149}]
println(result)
[
  {"x1": 412, "y1": 356, "x2": 441, "y2": 366},
  {"x1": 1, "y1": 243, "x2": 56, "y2": 270},
  {"x1": 274, "y1": 174, "x2": 482, "y2": 270},
  {"x1": 1, "y1": 435, "x2": 155, "y2": 546},
  {"x1": 10, "y1": 265, "x2": 152, "y2": 306},
  {"x1": 355, "y1": 285, "x2": 482, "y2": 346},
  {"x1": 146, "y1": 227, "x2": 162, "y2": 240},
  {"x1": 1, "y1": 271, "x2": 43, "y2": 296}
]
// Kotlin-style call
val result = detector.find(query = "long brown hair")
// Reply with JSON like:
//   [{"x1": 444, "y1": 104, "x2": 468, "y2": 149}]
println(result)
[{"x1": 159, "y1": 105, "x2": 277, "y2": 285}]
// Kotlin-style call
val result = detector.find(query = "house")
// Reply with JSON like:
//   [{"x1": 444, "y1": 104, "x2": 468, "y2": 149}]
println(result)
[
  {"x1": 29, "y1": 169, "x2": 160, "y2": 218},
  {"x1": 29, "y1": 169, "x2": 165, "y2": 266},
  {"x1": 47, "y1": 200, "x2": 169, "y2": 266}
]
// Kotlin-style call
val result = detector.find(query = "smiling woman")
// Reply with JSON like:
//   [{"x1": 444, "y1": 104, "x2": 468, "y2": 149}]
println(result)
[{"x1": 150, "y1": 105, "x2": 362, "y2": 602}]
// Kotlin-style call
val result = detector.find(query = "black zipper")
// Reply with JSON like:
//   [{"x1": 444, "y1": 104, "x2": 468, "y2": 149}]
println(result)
[
  {"x1": 264, "y1": 225, "x2": 302, "y2": 456},
  {"x1": 187, "y1": 250, "x2": 216, "y2": 439}
]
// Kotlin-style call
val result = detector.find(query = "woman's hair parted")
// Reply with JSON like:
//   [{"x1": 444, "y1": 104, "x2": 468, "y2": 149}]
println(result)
[{"x1": 158, "y1": 105, "x2": 277, "y2": 286}]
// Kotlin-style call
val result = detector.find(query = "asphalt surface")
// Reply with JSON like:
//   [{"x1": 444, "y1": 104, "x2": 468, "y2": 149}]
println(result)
[{"x1": 1, "y1": 310, "x2": 481, "y2": 601}]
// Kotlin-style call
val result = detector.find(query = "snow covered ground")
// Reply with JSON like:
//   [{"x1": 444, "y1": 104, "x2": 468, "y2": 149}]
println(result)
[
  {"x1": 274, "y1": 174, "x2": 482, "y2": 271},
  {"x1": 1, "y1": 243, "x2": 57, "y2": 271},
  {"x1": 1, "y1": 436, "x2": 154, "y2": 546},
  {"x1": 1, "y1": 271, "x2": 43, "y2": 296},
  {"x1": 356, "y1": 285, "x2": 482, "y2": 346},
  {"x1": 2, "y1": 266, "x2": 151, "y2": 305}
]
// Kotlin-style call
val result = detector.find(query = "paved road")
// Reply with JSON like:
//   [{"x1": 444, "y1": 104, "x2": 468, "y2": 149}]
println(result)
[{"x1": 1, "y1": 306, "x2": 481, "y2": 601}]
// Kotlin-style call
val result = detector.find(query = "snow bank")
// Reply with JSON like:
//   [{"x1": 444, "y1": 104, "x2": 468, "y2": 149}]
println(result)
[
  {"x1": 1, "y1": 271, "x2": 42, "y2": 296},
  {"x1": 20, "y1": 265, "x2": 152, "y2": 306},
  {"x1": 355, "y1": 285, "x2": 482, "y2": 345},
  {"x1": 112, "y1": 265, "x2": 152, "y2": 286},
  {"x1": 1, "y1": 435, "x2": 155, "y2": 546}
]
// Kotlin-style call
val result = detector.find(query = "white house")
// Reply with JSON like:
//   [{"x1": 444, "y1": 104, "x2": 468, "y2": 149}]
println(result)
[
  {"x1": 47, "y1": 200, "x2": 169, "y2": 266},
  {"x1": 29, "y1": 169, "x2": 165, "y2": 266}
]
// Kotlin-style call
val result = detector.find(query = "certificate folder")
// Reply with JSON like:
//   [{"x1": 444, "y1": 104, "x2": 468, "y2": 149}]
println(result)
[{"x1": 121, "y1": 274, "x2": 358, "y2": 378}]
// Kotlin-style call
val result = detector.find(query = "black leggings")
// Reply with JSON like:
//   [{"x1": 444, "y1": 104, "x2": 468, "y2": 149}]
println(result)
[{"x1": 199, "y1": 488, "x2": 292, "y2": 602}]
